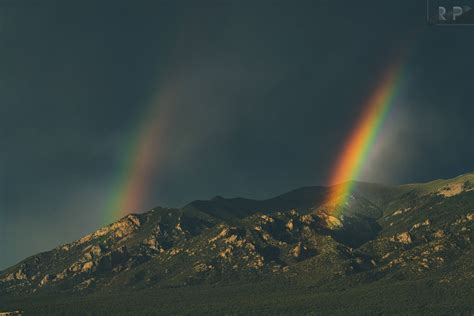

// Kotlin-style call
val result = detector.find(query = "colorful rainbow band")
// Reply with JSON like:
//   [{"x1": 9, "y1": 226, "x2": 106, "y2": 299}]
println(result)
[{"x1": 324, "y1": 61, "x2": 404, "y2": 217}]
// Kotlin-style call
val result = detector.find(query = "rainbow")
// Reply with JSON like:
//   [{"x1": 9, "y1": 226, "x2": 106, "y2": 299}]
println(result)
[
  {"x1": 323, "y1": 61, "x2": 405, "y2": 216},
  {"x1": 103, "y1": 82, "x2": 177, "y2": 224},
  {"x1": 101, "y1": 58, "x2": 405, "y2": 224}
]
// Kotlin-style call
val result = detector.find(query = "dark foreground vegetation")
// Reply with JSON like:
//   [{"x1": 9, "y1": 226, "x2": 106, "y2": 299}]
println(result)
[{"x1": 2, "y1": 278, "x2": 473, "y2": 315}]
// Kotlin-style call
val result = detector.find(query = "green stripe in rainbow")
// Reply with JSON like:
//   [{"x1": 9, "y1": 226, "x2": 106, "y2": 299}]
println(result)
[{"x1": 324, "y1": 61, "x2": 405, "y2": 217}]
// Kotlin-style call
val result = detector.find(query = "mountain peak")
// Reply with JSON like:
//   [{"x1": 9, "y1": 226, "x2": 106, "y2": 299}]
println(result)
[{"x1": 211, "y1": 195, "x2": 225, "y2": 201}]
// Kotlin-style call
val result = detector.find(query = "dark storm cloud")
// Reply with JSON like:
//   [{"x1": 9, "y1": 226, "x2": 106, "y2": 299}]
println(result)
[{"x1": 1, "y1": 0, "x2": 473, "y2": 269}]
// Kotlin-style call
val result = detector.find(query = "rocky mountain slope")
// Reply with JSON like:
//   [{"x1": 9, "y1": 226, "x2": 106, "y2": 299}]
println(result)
[{"x1": 1, "y1": 173, "x2": 474, "y2": 314}]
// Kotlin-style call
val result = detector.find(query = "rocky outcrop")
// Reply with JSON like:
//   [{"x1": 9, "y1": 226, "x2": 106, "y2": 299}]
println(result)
[
  {"x1": 289, "y1": 242, "x2": 315, "y2": 261},
  {"x1": 391, "y1": 232, "x2": 412, "y2": 244},
  {"x1": 438, "y1": 183, "x2": 465, "y2": 197},
  {"x1": 74, "y1": 214, "x2": 142, "y2": 247}
]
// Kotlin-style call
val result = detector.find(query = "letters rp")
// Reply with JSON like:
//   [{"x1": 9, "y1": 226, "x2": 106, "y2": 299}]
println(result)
[{"x1": 439, "y1": 6, "x2": 471, "y2": 22}]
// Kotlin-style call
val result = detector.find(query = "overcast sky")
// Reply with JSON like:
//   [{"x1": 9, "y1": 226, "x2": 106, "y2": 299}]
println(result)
[{"x1": 1, "y1": 0, "x2": 473, "y2": 269}]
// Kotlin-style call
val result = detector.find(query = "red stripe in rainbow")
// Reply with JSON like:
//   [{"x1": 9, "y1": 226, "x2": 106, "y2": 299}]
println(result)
[{"x1": 324, "y1": 61, "x2": 404, "y2": 216}]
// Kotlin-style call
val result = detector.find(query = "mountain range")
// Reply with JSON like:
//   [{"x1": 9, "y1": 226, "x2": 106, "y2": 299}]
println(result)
[{"x1": 1, "y1": 173, "x2": 474, "y2": 314}]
